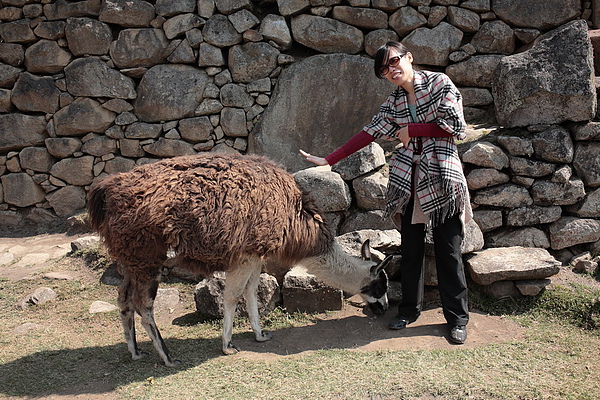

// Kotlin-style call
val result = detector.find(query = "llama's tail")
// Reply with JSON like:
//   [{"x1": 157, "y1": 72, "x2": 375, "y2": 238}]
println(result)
[{"x1": 86, "y1": 181, "x2": 107, "y2": 233}]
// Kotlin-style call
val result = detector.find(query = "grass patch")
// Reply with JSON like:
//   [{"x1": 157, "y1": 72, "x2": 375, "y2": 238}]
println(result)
[
  {"x1": 69, "y1": 244, "x2": 115, "y2": 271},
  {"x1": 112, "y1": 327, "x2": 600, "y2": 400},
  {"x1": 1, "y1": 253, "x2": 599, "y2": 400},
  {"x1": 471, "y1": 279, "x2": 600, "y2": 330}
]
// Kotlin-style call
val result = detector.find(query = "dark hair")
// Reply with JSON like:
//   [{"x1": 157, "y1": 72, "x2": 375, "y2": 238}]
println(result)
[{"x1": 374, "y1": 41, "x2": 409, "y2": 79}]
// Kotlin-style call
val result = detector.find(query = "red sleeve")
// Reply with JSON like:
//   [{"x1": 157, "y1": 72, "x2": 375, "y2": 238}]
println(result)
[
  {"x1": 408, "y1": 123, "x2": 454, "y2": 138},
  {"x1": 325, "y1": 130, "x2": 375, "y2": 165}
]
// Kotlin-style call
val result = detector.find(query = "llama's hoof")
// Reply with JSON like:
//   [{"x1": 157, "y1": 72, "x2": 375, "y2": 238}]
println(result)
[
  {"x1": 132, "y1": 351, "x2": 149, "y2": 361},
  {"x1": 165, "y1": 359, "x2": 182, "y2": 367},
  {"x1": 256, "y1": 331, "x2": 272, "y2": 342},
  {"x1": 222, "y1": 342, "x2": 240, "y2": 355}
]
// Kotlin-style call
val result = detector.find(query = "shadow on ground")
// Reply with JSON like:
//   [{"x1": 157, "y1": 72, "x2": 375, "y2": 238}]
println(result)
[
  {"x1": 0, "y1": 337, "x2": 218, "y2": 398},
  {"x1": 0, "y1": 304, "x2": 525, "y2": 398}
]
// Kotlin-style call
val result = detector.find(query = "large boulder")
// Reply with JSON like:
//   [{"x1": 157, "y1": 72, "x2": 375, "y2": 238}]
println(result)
[
  {"x1": 0, "y1": 63, "x2": 22, "y2": 88},
  {"x1": 282, "y1": 267, "x2": 343, "y2": 313},
  {"x1": 294, "y1": 167, "x2": 352, "y2": 213},
  {"x1": 109, "y1": 28, "x2": 170, "y2": 68},
  {"x1": 11, "y1": 73, "x2": 60, "y2": 114},
  {"x1": 202, "y1": 15, "x2": 242, "y2": 47},
  {"x1": 24, "y1": 40, "x2": 72, "y2": 74},
  {"x1": 46, "y1": 185, "x2": 87, "y2": 218},
  {"x1": 64, "y1": 57, "x2": 136, "y2": 99},
  {"x1": 493, "y1": 20, "x2": 596, "y2": 128},
  {"x1": 471, "y1": 20, "x2": 515, "y2": 54},
  {"x1": 331, "y1": 142, "x2": 385, "y2": 181},
  {"x1": 19, "y1": 147, "x2": 55, "y2": 173},
  {"x1": 573, "y1": 142, "x2": 600, "y2": 187},
  {"x1": 291, "y1": 15, "x2": 363, "y2": 54},
  {"x1": 0, "y1": 114, "x2": 47, "y2": 152},
  {"x1": 492, "y1": 0, "x2": 580, "y2": 30},
  {"x1": 43, "y1": 0, "x2": 102, "y2": 21},
  {"x1": 249, "y1": 54, "x2": 394, "y2": 172},
  {"x1": 155, "y1": 0, "x2": 196, "y2": 16},
  {"x1": 549, "y1": 217, "x2": 600, "y2": 250},
  {"x1": 531, "y1": 126, "x2": 574, "y2": 163},
  {"x1": 133, "y1": 64, "x2": 209, "y2": 122},
  {"x1": 53, "y1": 97, "x2": 116, "y2": 136},
  {"x1": 332, "y1": 6, "x2": 388, "y2": 31},
  {"x1": 142, "y1": 138, "x2": 196, "y2": 157},
  {"x1": 466, "y1": 246, "x2": 560, "y2": 286},
  {"x1": 485, "y1": 227, "x2": 550, "y2": 249},
  {"x1": 402, "y1": 22, "x2": 463, "y2": 66},
  {"x1": 50, "y1": 156, "x2": 95, "y2": 186},
  {"x1": 64, "y1": 17, "x2": 112, "y2": 56},
  {"x1": 228, "y1": 42, "x2": 279, "y2": 84},
  {"x1": 1, "y1": 173, "x2": 46, "y2": 207},
  {"x1": 446, "y1": 55, "x2": 503, "y2": 88},
  {"x1": 389, "y1": 6, "x2": 427, "y2": 37},
  {"x1": 99, "y1": 0, "x2": 156, "y2": 27},
  {"x1": 0, "y1": 19, "x2": 36, "y2": 43},
  {"x1": 277, "y1": 0, "x2": 310, "y2": 16},
  {"x1": 569, "y1": 188, "x2": 600, "y2": 218},
  {"x1": 194, "y1": 272, "x2": 280, "y2": 317}
]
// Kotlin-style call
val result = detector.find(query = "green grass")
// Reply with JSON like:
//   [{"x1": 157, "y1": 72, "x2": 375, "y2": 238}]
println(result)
[
  {"x1": 114, "y1": 325, "x2": 600, "y2": 400},
  {"x1": 470, "y1": 279, "x2": 600, "y2": 330},
  {"x1": 1, "y1": 251, "x2": 599, "y2": 400}
]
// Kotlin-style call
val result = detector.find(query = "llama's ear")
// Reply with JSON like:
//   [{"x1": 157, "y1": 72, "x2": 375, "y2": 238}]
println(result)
[
  {"x1": 371, "y1": 255, "x2": 393, "y2": 277},
  {"x1": 360, "y1": 239, "x2": 372, "y2": 260}
]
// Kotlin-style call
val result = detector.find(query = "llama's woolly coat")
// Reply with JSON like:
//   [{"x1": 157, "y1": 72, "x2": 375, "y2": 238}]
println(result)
[
  {"x1": 87, "y1": 153, "x2": 332, "y2": 280},
  {"x1": 87, "y1": 153, "x2": 389, "y2": 363}
]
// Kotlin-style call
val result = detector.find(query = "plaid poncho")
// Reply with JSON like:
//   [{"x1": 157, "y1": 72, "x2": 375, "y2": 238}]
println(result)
[{"x1": 363, "y1": 70, "x2": 471, "y2": 227}]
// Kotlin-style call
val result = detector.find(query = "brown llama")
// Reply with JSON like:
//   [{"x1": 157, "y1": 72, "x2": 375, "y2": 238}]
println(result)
[{"x1": 86, "y1": 153, "x2": 389, "y2": 366}]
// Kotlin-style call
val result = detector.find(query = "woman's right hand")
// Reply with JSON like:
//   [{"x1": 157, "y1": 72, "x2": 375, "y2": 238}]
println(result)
[
  {"x1": 396, "y1": 126, "x2": 410, "y2": 148},
  {"x1": 299, "y1": 149, "x2": 329, "y2": 166}
]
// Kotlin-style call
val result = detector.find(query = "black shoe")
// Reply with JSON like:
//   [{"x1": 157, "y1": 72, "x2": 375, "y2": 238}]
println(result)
[
  {"x1": 449, "y1": 325, "x2": 467, "y2": 344},
  {"x1": 388, "y1": 315, "x2": 418, "y2": 330}
]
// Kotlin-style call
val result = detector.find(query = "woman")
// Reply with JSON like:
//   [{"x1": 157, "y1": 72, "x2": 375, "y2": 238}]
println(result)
[{"x1": 300, "y1": 42, "x2": 472, "y2": 344}]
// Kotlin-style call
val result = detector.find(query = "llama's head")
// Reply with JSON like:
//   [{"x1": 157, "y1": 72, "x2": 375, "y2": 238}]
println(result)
[{"x1": 359, "y1": 240, "x2": 390, "y2": 315}]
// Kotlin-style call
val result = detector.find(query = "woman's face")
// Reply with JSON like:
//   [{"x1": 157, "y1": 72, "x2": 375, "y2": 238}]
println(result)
[{"x1": 381, "y1": 48, "x2": 413, "y2": 88}]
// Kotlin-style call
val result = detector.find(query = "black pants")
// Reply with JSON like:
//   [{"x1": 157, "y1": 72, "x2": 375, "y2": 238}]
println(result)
[{"x1": 395, "y1": 199, "x2": 469, "y2": 326}]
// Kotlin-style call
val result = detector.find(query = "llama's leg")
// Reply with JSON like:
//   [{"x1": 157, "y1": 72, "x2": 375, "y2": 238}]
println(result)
[
  {"x1": 243, "y1": 263, "x2": 272, "y2": 343},
  {"x1": 221, "y1": 264, "x2": 257, "y2": 355},
  {"x1": 118, "y1": 275, "x2": 147, "y2": 361},
  {"x1": 133, "y1": 275, "x2": 181, "y2": 367}
]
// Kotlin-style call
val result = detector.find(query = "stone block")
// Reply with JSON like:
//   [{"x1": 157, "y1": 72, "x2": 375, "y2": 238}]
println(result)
[
  {"x1": 467, "y1": 246, "x2": 560, "y2": 285},
  {"x1": 194, "y1": 272, "x2": 280, "y2": 317},
  {"x1": 282, "y1": 266, "x2": 343, "y2": 313}
]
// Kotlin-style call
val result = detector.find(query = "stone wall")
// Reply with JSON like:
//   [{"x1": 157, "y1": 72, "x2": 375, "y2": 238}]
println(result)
[
  {"x1": 0, "y1": 0, "x2": 596, "y2": 236},
  {"x1": 295, "y1": 21, "x2": 600, "y2": 267}
]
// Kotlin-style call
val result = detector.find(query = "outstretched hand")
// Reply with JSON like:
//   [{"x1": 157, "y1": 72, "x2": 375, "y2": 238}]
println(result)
[{"x1": 299, "y1": 149, "x2": 328, "y2": 166}]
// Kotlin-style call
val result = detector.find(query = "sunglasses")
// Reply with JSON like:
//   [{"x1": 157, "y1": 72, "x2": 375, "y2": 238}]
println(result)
[{"x1": 379, "y1": 54, "x2": 406, "y2": 76}]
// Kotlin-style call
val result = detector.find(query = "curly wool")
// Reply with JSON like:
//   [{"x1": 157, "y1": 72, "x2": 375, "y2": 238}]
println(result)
[{"x1": 87, "y1": 153, "x2": 332, "y2": 279}]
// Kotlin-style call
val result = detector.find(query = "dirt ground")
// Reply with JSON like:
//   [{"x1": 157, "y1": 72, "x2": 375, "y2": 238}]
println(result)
[
  {"x1": 236, "y1": 302, "x2": 526, "y2": 361},
  {"x1": 0, "y1": 232, "x2": 562, "y2": 399},
  {"x1": 0, "y1": 233, "x2": 528, "y2": 349}
]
